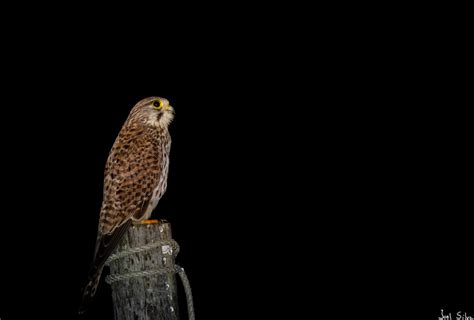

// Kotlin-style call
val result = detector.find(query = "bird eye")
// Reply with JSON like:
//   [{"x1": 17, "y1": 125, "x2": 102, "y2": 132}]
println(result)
[{"x1": 152, "y1": 100, "x2": 163, "y2": 110}]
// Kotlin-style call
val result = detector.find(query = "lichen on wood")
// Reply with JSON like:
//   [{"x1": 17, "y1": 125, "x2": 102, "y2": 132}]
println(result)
[{"x1": 107, "y1": 221, "x2": 179, "y2": 320}]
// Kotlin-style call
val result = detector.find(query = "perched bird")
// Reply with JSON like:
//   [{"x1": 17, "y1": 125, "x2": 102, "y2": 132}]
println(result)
[{"x1": 79, "y1": 96, "x2": 174, "y2": 314}]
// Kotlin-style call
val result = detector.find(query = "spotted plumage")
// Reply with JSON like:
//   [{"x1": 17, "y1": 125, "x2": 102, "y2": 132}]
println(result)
[{"x1": 79, "y1": 96, "x2": 174, "y2": 313}]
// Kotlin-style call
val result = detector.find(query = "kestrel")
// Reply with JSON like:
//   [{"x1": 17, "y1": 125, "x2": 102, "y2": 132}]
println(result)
[{"x1": 79, "y1": 96, "x2": 174, "y2": 313}]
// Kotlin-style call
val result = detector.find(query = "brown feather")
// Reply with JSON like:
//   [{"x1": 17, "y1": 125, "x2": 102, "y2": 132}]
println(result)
[{"x1": 79, "y1": 97, "x2": 173, "y2": 314}]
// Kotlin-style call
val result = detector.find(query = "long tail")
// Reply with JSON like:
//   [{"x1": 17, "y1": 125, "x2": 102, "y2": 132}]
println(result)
[
  {"x1": 78, "y1": 265, "x2": 104, "y2": 314},
  {"x1": 78, "y1": 220, "x2": 132, "y2": 314}
]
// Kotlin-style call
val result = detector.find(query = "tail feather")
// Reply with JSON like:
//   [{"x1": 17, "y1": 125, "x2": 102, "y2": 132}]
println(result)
[
  {"x1": 78, "y1": 267, "x2": 104, "y2": 314},
  {"x1": 78, "y1": 220, "x2": 132, "y2": 314}
]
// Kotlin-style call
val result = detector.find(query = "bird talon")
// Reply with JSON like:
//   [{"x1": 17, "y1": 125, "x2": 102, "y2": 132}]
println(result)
[{"x1": 136, "y1": 219, "x2": 159, "y2": 225}]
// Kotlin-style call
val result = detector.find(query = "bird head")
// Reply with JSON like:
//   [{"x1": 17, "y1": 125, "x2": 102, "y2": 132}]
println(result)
[{"x1": 129, "y1": 96, "x2": 175, "y2": 129}]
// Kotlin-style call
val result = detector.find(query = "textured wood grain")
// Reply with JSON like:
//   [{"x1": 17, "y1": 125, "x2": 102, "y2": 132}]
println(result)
[{"x1": 108, "y1": 221, "x2": 179, "y2": 320}]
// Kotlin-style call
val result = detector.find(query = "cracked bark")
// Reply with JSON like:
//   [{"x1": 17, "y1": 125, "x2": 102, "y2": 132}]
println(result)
[{"x1": 108, "y1": 221, "x2": 179, "y2": 320}]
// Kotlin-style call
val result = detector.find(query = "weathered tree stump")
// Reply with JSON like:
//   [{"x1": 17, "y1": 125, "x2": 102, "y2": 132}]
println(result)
[{"x1": 105, "y1": 220, "x2": 180, "y2": 320}]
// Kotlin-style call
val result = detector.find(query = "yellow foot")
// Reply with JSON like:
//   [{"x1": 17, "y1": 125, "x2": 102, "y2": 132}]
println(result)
[{"x1": 133, "y1": 219, "x2": 160, "y2": 225}]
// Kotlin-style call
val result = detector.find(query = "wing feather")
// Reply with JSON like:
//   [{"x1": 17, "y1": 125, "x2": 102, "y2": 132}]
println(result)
[{"x1": 99, "y1": 127, "x2": 163, "y2": 234}]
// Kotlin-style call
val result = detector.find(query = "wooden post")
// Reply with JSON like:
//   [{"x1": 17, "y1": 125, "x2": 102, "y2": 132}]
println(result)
[{"x1": 106, "y1": 220, "x2": 180, "y2": 320}]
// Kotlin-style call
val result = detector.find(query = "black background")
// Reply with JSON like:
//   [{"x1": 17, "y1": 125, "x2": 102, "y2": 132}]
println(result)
[
  {"x1": 0, "y1": 29, "x2": 301, "y2": 319},
  {"x1": 0, "y1": 6, "x2": 472, "y2": 320}
]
